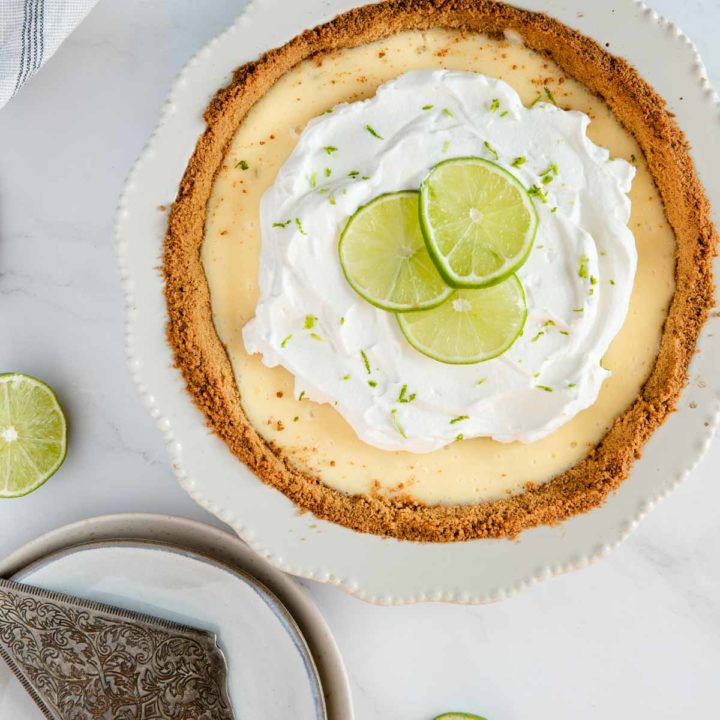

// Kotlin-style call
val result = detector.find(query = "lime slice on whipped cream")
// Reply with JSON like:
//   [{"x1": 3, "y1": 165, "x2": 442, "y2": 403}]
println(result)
[
  {"x1": 339, "y1": 191, "x2": 453, "y2": 312},
  {"x1": 397, "y1": 275, "x2": 526, "y2": 364},
  {"x1": 419, "y1": 157, "x2": 538, "y2": 288},
  {"x1": 433, "y1": 713, "x2": 489, "y2": 720},
  {"x1": 0, "y1": 373, "x2": 67, "y2": 498}
]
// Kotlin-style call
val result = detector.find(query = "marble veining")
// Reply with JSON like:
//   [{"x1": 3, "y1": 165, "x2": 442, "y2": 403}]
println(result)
[{"x1": 0, "y1": 2, "x2": 718, "y2": 719}]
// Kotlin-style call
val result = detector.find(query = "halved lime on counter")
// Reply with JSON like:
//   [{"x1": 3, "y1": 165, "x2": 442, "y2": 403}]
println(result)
[
  {"x1": 0, "y1": 374, "x2": 67, "y2": 498},
  {"x1": 339, "y1": 191, "x2": 453, "y2": 312},
  {"x1": 433, "y1": 713, "x2": 488, "y2": 720},
  {"x1": 419, "y1": 157, "x2": 538, "y2": 288},
  {"x1": 397, "y1": 275, "x2": 526, "y2": 364}
]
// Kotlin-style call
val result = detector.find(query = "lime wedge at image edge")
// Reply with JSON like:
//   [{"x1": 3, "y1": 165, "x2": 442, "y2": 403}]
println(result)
[{"x1": 0, "y1": 373, "x2": 67, "y2": 498}]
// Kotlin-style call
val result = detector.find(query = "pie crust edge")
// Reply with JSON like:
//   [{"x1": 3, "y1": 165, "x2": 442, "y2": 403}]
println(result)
[{"x1": 162, "y1": 0, "x2": 716, "y2": 542}]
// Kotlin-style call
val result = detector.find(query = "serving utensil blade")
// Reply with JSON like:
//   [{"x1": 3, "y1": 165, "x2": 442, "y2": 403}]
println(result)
[{"x1": 0, "y1": 577, "x2": 235, "y2": 719}]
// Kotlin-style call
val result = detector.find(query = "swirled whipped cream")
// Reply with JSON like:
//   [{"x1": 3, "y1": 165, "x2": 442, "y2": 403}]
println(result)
[{"x1": 243, "y1": 70, "x2": 636, "y2": 452}]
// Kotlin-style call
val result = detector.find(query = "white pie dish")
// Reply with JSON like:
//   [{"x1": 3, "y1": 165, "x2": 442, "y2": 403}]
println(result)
[{"x1": 115, "y1": 0, "x2": 720, "y2": 604}]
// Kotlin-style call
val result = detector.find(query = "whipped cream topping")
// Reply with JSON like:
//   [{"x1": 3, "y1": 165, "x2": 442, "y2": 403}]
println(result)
[{"x1": 243, "y1": 70, "x2": 637, "y2": 452}]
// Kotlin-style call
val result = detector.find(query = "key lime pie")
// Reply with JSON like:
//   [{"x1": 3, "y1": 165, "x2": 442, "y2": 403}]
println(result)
[{"x1": 164, "y1": 0, "x2": 716, "y2": 541}]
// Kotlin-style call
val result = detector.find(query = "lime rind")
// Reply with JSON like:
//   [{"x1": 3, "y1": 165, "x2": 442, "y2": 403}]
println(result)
[
  {"x1": 339, "y1": 191, "x2": 453, "y2": 312},
  {"x1": 419, "y1": 157, "x2": 538, "y2": 288},
  {"x1": 337, "y1": 158, "x2": 535, "y2": 365},
  {"x1": 0, "y1": 373, "x2": 67, "y2": 498},
  {"x1": 397, "y1": 275, "x2": 527, "y2": 364},
  {"x1": 433, "y1": 713, "x2": 489, "y2": 720}
]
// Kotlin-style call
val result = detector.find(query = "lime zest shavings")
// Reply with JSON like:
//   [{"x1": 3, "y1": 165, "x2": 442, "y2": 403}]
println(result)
[
  {"x1": 360, "y1": 350, "x2": 371, "y2": 374},
  {"x1": 483, "y1": 140, "x2": 499, "y2": 160},
  {"x1": 527, "y1": 185, "x2": 548, "y2": 203},
  {"x1": 390, "y1": 408, "x2": 407, "y2": 438},
  {"x1": 578, "y1": 255, "x2": 589, "y2": 279},
  {"x1": 397, "y1": 384, "x2": 416, "y2": 403}
]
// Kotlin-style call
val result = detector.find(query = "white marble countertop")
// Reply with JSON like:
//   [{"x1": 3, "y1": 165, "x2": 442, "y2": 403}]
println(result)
[{"x1": 0, "y1": 1, "x2": 718, "y2": 718}]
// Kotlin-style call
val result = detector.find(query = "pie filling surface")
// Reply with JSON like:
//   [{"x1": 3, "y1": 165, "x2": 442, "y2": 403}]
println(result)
[
  {"x1": 165, "y1": 1, "x2": 715, "y2": 540},
  {"x1": 202, "y1": 29, "x2": 675, "y2": 506}
]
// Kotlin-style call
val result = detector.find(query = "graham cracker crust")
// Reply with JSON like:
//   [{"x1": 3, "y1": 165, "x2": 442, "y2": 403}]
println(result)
[{"x1": 163, "y1": 0, "x2": 716, "y2": 541}]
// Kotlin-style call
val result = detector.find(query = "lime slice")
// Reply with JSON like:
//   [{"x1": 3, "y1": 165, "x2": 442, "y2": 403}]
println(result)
[
  {"x1": 434, "y1": 713, "x2": 488, "y2": 720},
  {"x1": 0, "y1": 374, "x2": 67, "y2": 498},
  {"x1": 397, "y1": 275, "x2": 526, "y2": 364},
  {"x1": 419, "y1": 157, "x2": 538, "y2": 287},
  {"x1": 339, "y1": 191, "x2": 453, "y2": 312}
]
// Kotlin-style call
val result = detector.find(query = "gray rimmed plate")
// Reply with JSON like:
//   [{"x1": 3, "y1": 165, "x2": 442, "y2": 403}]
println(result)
[{"x1": 0, "y1": 515, "x2": 352, "y2": 719}]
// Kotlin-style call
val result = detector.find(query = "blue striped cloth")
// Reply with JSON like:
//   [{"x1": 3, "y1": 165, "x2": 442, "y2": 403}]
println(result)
[{"x1": 0, "y1": 0, "x2": 97, "y2": 109}]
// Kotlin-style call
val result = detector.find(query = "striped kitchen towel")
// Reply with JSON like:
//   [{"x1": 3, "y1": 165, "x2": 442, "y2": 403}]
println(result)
[{"x1": 0, "y1": 0, "x2": 98, "y2": 109}]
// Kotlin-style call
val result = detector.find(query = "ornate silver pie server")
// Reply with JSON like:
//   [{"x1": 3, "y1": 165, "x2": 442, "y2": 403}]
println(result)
[{"x1": 0, "y1": 578, "x2": 235, "y2": 720}]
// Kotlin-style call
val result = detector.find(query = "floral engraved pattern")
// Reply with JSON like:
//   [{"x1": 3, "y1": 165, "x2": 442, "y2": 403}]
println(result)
[{"x1": 0, "y1": 580, "x2": 234, "y2": 720}]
